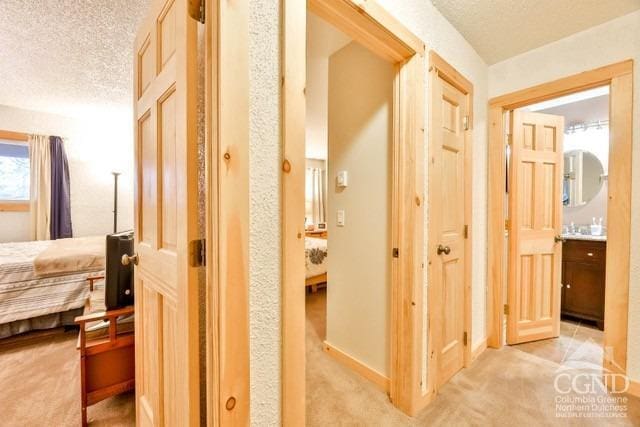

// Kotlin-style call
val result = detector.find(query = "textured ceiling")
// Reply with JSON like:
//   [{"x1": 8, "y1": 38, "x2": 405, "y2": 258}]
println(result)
[
  {"x1": 430, "y1": 0, "x2": 640, "y2": 64},
  {"x1": 0, "y1": 0, "x2": 150, "y2": 118}
]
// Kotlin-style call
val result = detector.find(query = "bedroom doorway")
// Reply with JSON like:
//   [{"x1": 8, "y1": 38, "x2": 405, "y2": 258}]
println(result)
[
  {"x1": 304, "y1": 11, "x2": 396, "y2": 409},
  {"x1": 282, "y1": 0, "x2": 427, "y2": 421},
  {"x1": 487, "y1": 61, "x2": 634, "y2": 391}
]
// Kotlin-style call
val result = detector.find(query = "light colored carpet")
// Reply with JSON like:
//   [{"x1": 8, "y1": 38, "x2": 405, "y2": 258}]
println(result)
[
  {"x1": 306, "y1": 289, "x2": 640, "y2": 426},
  {"x1": 0, "y1": 329, "x2": 135, "y2": 426}
]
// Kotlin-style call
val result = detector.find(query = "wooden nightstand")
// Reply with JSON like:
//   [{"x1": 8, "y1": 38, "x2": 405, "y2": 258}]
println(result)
[{"x1": 305, "y1": 229, "x2": 327, "y2": 239}]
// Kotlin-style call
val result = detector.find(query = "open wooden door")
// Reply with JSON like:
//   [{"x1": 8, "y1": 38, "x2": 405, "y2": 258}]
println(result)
[
  {"x1": 430, "y1": 75, "x2": 468, "y2": 387},
  {"x1": 507, "y1": 111, "x2": 564, "y2": 345},
  {"x1": 133, "y1": 0, "x2": 199, "y2": 424}
]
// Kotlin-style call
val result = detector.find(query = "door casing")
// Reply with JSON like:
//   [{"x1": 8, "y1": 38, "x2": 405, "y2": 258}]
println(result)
[
  {"x1": 427, "y1": 51, "x2": 474, "y2": 397},
  {"x1": 487, "y1": 60, "x2": 634, "y2": 392},
  {"x1": 203, "y1": 0, "x2": 251, "y2": 425},
  {"x1": 281, "y1": 0, "x2": 426, "y2": 421}
]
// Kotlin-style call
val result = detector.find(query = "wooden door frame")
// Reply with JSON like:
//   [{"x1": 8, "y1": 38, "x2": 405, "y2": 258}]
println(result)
[
  {"x1": 204, "y1": 0, "x2": 250, "y2": 425},
  {"x1": 426, "y1": 51, "x2": 474, "y2": 396},
  {"x1": 281, "y1": 0, "x2": 426, "y2": 422},
  {"x1": 487, "y1": 60, "x2": 634, "y2": 386}
]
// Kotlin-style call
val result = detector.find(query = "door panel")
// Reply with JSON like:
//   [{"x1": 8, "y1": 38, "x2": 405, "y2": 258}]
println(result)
[
  {"x1": 133, "y1": 0, "x2": 199, "y2": 424},
  {"x1": 507, "y1": 111, "x2": 563, "y2": 345},
  {"x1": 431, "y1": 77, "x2": 467, "y2": 388}
]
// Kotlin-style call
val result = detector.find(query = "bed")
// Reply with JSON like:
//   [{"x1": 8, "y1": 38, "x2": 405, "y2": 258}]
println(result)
[
  {"x1": 305, "y1": 236, "x2": 328, "y2": 291},
  {"x1": 0, "y1": 237, "x2": 105, "y2": 338}
]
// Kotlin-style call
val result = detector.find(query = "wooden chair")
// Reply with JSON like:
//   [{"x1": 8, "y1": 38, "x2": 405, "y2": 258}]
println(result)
[{"x1": 75, "y1": 276, "x2": 135, "y2": 427}]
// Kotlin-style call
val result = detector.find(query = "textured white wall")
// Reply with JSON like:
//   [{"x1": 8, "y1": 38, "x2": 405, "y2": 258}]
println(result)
[
  {"x1": 0, "y1": 212, "x2": 29, "y2": 242},
  {"x1": 249, "y1": 0, "x2": 281, "y2": 425},
  {"x1": 488, "y1": 10, "x2": 640, "y2": 381},
  {"x1": 0, "y1": 104, "x2": 134, "y2": 243},
  {"x1": 326, "y1": 41, "x2": 394, "y2": 377}
]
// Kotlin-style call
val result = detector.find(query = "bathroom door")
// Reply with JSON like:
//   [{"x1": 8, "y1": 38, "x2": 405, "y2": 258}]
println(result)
[
  {"x1": 133, "y1": 0, "x2": 200, "y2": 424},
  {"x1": 507, "y1": 110, "x2": 564, "y2": 345}
]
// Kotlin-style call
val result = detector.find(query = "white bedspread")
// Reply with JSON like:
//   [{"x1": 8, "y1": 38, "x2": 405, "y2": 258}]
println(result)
[
  {"x1": 0, "y1": 239, "x2": 103, "y2": 324},
  {"x1": 305, "y1": 237, "x2": 328, "y2": 279}
]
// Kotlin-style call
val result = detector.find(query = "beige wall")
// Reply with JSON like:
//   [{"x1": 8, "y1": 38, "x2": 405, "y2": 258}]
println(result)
[
  {"x1": 489, "y1": 10, "x2": 640, "y2": 381},
  {"x1": 0, "y1": 104, "x2": 134, "y2": 243},
  {"x1": 326, "y1": 42, "x2": 395, "y2": 377}
]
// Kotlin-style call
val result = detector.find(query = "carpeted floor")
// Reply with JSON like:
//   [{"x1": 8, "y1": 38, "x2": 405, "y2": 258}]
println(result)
[
  {"x1": 306, "y1": 288, "x2": 640, "y2": 426},
  {"x1": 0, "y1": 328, "x2": 135, "y2": 426},
  {"x1": 1, "y1": 294, "x2": 636, "y2": 426}
]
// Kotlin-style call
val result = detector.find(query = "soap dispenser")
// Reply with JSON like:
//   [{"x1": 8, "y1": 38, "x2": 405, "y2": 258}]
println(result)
[{"x1": 591, "y1": 217, "x2": 602, "y2": 236}]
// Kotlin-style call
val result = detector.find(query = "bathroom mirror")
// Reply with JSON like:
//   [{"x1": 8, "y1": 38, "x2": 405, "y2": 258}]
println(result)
[{"x1": 563, "y1": 149, "x2": 605, "y2": 207}]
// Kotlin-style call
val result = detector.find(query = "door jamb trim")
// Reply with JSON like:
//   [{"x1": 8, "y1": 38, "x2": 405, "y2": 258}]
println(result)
[{"x1": 486, "y1": 60, "x2": 634, "y2": 387}]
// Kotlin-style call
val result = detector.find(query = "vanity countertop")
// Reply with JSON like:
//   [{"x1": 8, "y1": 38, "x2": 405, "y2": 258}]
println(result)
[{"x1": 561, "y1": 233, "x2": 607, "y2": 242}]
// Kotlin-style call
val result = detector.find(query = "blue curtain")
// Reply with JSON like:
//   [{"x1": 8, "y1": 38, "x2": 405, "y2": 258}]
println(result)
[{"x1": 49, "y1": 136, "x2": 73, "y2": 239}]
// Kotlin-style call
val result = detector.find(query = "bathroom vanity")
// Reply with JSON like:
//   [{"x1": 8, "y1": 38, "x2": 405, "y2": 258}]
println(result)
[{"x1": 561, "y1": 235, "x2": 606, "y2": 330}]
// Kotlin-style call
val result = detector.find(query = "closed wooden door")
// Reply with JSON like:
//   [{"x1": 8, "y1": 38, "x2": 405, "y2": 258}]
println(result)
[
  {"x1": 431, "y1": 76, "x2": 467, "y2": 388},
  {"x1": 133, "y1": 0, "x2": 199, "y2": 424},
  {"x1": 507, "y1": 111, "x2": 564, "y2": 345}
]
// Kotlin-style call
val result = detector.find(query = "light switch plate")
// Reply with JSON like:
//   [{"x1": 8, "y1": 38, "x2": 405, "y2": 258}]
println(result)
[
  {"x1": 337, "y1": 170, "x2": 348, "y2": 188},
  {"x1": 337, "y1": 209, "x2": 345, "y2": 227}
]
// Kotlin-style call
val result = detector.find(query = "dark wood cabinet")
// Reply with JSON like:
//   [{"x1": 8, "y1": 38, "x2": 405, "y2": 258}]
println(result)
[{"x1": 561, "y1": 239, "x2": 606, "y2": 330}]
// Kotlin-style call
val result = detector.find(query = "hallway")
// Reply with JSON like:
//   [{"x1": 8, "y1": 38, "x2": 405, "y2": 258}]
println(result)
[{"x1": 306, "y1": 290, "x2": 640, "y2": 425}]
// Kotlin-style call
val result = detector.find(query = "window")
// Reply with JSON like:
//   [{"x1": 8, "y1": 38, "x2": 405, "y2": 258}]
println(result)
[{"x1": 0, "y1": 136, "x2": 30, "y2": 211}]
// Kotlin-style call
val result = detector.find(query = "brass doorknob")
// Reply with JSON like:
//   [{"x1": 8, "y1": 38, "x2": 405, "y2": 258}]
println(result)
[
  {"x1": 437, "y1": 245, "x2": 451, "y2": 255},
  {"x1": 121, "y1": 253, "x2": 139, "y2": 266},
  {"x1": 554, "y1": 235, "x2": 566, "y2": 243}
]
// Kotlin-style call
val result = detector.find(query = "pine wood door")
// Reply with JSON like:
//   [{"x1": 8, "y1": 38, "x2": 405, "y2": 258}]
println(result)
[
  {"x1": 431, "y1": 77, "x2": 467, "y2": 387},
  {"x1": 133, "y1": 0, "x2": 199, "y2": 424},
  {"x1": 507, "y1": 111, "x2": 564, "y2": 345}
]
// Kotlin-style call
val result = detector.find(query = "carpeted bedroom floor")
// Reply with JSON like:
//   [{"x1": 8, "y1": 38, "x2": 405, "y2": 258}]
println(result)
[
  {"x1": 0, "y1": 328, "x2": 134, "y2": 426},
  {"x1": 306, "y1": 289, "x2": 640, "y2": 426}
]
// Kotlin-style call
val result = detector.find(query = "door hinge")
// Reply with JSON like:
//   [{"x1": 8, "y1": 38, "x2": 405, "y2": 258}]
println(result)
[
  {"x1": 392, "y1": 248, "x2": 399, "y2": 258},
  {"x1": 198, "y1": 0, "x2": 205, "y2": 23},
  {"x1": 504, "y1": 219, "x2": 510, "y2": 231},
  {"x1": 504, "y1": 304, "x2": 510, "y2": 315},
  {"x1": 506, "y1": 133, "x2": 512, "y2": 145},
  {"x1": 463, "y1": 224, "x2": 469, "y2": 239},
  {"x1": 189, "y1": 0, "x2": 205, "y2": 23},
  {"x1": 463, "y1": 331, "x2": 468, "y2": 346},
  {"x1": 463, "y1": 115, "x2": 470, "y2": 131},
  {"x1": 190, "y1": 238, "x2": 206, "y2": 267}
]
